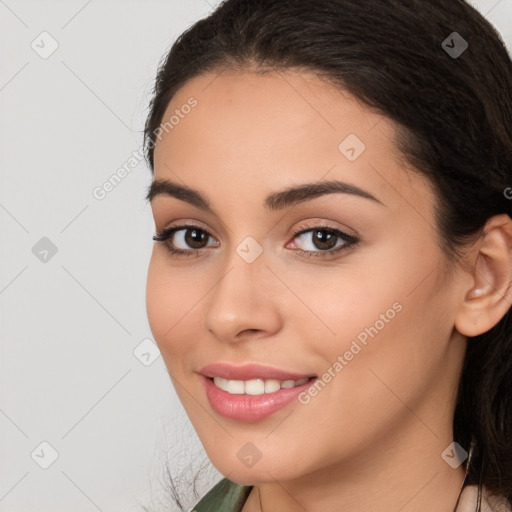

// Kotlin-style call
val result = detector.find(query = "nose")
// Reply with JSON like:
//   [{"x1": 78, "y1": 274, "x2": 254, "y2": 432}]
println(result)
[{"x1": 204, "y1": 248, "x2": 282, "y2": 344}]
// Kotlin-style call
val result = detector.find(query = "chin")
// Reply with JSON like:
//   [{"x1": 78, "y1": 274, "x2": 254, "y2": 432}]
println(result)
[{"x1": 210, "y1": 453, "x2": 306, "y2": 486}]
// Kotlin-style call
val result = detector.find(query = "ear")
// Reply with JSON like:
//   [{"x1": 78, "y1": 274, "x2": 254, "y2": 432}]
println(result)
[{"x1": 455, "y1": 214, "x2": 512, "y2": 337}]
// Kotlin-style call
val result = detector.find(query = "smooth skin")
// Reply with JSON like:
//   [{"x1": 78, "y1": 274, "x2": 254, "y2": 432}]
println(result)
[{"x1": 146, "y1": 67, "x2": 512, "y2": 512}]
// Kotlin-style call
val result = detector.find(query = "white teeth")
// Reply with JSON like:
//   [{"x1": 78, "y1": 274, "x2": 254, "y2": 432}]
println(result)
[
  {"x1": 245, "y1": 379, "x2": 265, "y2": 395},
  {"x1": 264, "y1": 379, "x2": 281, "y2": 393},
  {"x1": 213, "y1": 376, "x2": 310, "y2": 395}
]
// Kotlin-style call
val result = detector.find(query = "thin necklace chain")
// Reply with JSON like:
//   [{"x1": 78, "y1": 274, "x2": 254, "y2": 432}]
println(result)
[{"x1": 257, "y1": 441, "x2": 474, "y2": 512}]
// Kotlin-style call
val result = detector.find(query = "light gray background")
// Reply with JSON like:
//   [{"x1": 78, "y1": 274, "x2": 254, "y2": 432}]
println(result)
[{"x1": 1, "y1": 1, "x2": 511, "y2": 511}]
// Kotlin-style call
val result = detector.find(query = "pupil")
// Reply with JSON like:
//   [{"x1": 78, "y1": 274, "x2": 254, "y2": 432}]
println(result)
[
  {"x1": 186, "y1": 229, "x2": 206, "y2": 248},
  {"x1": 314, "y1": 230, "x2": 336, "y2": 250}
]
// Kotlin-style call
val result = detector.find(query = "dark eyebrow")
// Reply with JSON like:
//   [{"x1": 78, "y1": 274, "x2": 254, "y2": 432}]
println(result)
[{"x1": 145, "y1": 178, "x2": 384, "y2": 211}]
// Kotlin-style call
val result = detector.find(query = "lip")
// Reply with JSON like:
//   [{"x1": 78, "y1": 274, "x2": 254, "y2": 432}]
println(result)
[
  {"x1": 198, "y1": 362, "x2": 316, "y2": 381},
  {"x1": 201, "y1": 375, "x2": 316, "y2": 422}
]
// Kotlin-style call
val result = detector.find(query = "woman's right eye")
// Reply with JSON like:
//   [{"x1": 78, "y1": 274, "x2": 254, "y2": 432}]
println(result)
[{"x1": 153, "y1": 225, "x2": 219, "y2": 257}]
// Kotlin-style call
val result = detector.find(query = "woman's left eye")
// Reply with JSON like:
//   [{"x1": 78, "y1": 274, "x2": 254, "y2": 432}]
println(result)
[
  {"x1": 152, "y1": 224, "x2": 358, "y2": 259},
  {"x1": 288, "y1": 226, "x2": 359, "y2": 258}
]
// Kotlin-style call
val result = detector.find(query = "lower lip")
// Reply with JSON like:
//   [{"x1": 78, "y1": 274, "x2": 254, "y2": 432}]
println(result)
[{"x1": 202, "y1": 375, "x2": 316, "y2": 422}]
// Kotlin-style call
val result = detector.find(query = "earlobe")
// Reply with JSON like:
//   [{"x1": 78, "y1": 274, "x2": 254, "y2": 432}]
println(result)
[{"x1": 455, "y1": 214, "x2": 512, "y2": 338}]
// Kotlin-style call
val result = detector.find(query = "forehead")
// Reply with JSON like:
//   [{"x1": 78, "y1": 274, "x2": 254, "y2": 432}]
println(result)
[
  {"x1": 152, "y1": 68, "x2": 435, "y2": 216},
  {"x1": 154, "y1": 68, "x2": 396, "y2": 167}
]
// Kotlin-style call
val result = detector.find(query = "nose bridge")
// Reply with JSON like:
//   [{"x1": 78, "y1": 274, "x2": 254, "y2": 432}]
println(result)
[
  {"x1": 204, "y1": 235, "x2": 281, "y2": 341},
  {"x1": 209, "y1": 235, "x2": 265, "y2": 314}
]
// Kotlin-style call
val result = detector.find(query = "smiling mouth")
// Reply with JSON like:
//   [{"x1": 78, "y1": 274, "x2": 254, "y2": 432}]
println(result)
[{"x1": 208, "y1": 376, "x2": 316, "y2": 395}]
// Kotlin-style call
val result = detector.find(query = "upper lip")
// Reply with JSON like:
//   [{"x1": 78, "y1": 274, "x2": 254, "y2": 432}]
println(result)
[{"x1": 199, "y1": 363, "x2": 316, "y2": 381}]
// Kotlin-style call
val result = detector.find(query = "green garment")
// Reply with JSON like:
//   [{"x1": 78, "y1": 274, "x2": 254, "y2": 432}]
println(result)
[{"x1": 192, "y1": 478, "x2": 253, "y2": 511}]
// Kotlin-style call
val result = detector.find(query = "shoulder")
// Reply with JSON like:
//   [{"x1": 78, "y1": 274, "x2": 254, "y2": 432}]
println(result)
[
  {"x1": 456, "y1": 484, "x2": 511, "y2": 512},
  {"x1": 191, "y1": 477, "x2": 253, "y2": 512}
]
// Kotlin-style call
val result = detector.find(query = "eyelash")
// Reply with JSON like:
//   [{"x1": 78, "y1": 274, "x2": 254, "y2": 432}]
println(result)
[{"x1": 152, "y1": 223, "x2": 359, "y2": 260}]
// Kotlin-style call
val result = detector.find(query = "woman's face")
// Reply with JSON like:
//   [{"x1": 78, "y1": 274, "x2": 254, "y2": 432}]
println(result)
[{"x1": 146, "y1": 69, "x2": 468, "y2": 484}]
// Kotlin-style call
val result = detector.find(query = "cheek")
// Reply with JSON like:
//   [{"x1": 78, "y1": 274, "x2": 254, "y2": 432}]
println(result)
[
  {"x1": 325, "y1": 273, "x2": 450, "y2": 412},
  {"x1": 146, "y1": 253, "x2": 199, "y2": 359},
  {"x1": 281, "y1": 261, "x2": 403, "y2": 356},
  {"x1": 146, "y1": 256, "x2": 169, "y2": 342},
  {"x1": 298, "y1": 244, "x2": 449, "y2": 391}
]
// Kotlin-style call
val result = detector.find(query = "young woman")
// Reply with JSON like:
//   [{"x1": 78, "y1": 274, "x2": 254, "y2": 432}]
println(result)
[{"x1": 142, "y1": 1, "x2": 512, "y2": 510}]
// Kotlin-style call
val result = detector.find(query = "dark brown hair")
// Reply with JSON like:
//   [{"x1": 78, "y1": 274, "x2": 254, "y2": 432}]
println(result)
[{"x1": 143, "y1": 0, "x2": 512, "y2": 509}]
